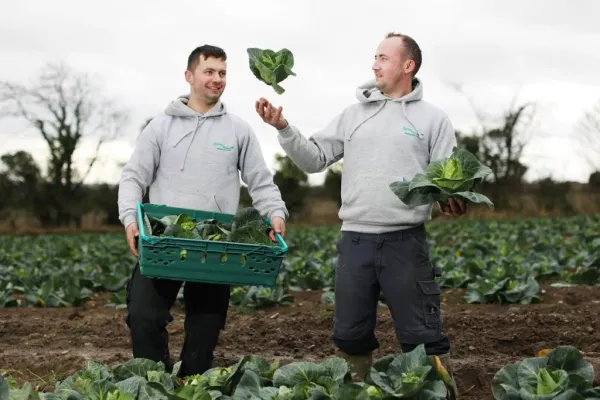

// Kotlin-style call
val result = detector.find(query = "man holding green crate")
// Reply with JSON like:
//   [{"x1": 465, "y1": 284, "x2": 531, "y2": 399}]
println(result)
[
  {"x1": 117, "y1": 45, "x2": 288, "y2": 378},
  {"x1": 256, "y1": 33, "x2": 466, "y2": 397}
]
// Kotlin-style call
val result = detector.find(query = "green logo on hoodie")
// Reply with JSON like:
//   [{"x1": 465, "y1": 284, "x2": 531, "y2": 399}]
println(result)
[
  {"x1": 402, "y1": 126, "x2": 419, "y2": 137},
  {"x1": 213, "y1": 142, "x2": 234, "y2": 152}
]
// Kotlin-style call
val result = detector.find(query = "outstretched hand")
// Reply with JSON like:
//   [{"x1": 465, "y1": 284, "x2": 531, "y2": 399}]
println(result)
[
  {"x1": 439, "y1": 198, "x2": 467, "y2": 218},
  {"x1": 256, "y1": 98, "x2": 288, "y2": 130}
]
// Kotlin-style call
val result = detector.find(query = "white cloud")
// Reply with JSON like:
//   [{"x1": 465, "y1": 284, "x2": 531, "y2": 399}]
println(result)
[{"x1": 1, "y1": 0, "x2": 599, "y2": 186}]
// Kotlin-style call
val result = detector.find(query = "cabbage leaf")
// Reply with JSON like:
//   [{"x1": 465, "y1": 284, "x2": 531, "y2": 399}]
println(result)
[
  {"x1": 247, "y1": 47, "x2": 296, "y2": 94},
  {"x1": 390, "y1": 147, "x2": 495, "y2": 209}
]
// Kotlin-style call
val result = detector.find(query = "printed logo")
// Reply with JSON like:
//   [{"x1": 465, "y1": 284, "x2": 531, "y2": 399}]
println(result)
[
  {"x1": 213, "y1": 142, "x2": 234, "y2": 152},
  {"x1": 402, "y1": 126, "x2": 419, "y2": 137}
]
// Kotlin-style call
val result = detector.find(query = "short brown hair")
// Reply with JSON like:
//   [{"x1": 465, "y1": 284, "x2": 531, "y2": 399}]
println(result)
[
  {"x1": 386, "y1": 32, "x2": 422, "y2": 76},
  {"x1": 187, "y1": 45, "x2": 227, "y2": 71}
]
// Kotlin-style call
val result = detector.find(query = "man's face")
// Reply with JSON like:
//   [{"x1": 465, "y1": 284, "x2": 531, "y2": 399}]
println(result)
[
  {"x1": 372, "y1": 37, "x2": 411, "y2": 93},
  {"x1": 186, "y1": 56, "x2": 227, "y2": 104}
]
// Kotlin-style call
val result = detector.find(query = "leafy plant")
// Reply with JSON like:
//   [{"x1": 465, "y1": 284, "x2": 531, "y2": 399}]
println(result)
[
  {"x1": 364, "y1": 344, "x2": 449, "y2": 399},
  {"x1": 146, "y1": 207, "x2": 275, "y2": 246},
  {"x1": 465, "y1": 276, "x2": 541, "y2": 305},
  {"x1": 247, "y1": 48, "x2": 296, "y2": 94},
  {"x1": 492, "y1": 345, "x2": 600, "y2": 399},
  {"x1": 389, "y1": 146, "x2": 494, "y2": 210}
]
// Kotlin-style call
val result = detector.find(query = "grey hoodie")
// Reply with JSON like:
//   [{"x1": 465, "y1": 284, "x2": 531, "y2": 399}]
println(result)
[
  {"x1": 118, "y1": 95, "x2": 288, "y2": 229},
  {"x1": 277, "y1": 77, "x2": 457, "y2": 233}
]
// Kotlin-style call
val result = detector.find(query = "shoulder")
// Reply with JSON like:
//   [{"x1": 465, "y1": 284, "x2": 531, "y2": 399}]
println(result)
[
  {"x1": 224, "y1": 112, "x2": 256, "y2": 141},
  {"x1": 145, "y1": 113, "x2": 179, "y2": 131},
  {"x1": 225, "y1": 112, "x2": 252, "y2": 130},
  {"x1": 136, "y1": 114, "x2": 168, "y2": 141},
  {"x1": 414, "y1": 100, "x2": 452, "y2": 124}
]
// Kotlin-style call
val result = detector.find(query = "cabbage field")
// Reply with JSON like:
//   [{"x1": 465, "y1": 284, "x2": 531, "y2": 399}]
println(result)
[{"x1": 1, "y1": 214, "x2": 600, "y2": 399}]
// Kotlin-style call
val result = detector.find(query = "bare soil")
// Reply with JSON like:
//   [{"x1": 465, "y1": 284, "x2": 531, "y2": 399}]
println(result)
[{"x1": 3, "y1": 285, "x2": 600, "y2": 399}]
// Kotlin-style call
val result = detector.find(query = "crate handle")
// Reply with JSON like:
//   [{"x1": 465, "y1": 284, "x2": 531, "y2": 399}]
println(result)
[{"x1": 263, "y1": 218, "x2": 288, "y2": 253}]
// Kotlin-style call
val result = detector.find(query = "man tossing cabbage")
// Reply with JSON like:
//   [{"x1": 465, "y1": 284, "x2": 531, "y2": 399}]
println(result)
[{"x1": 255, "y1": 32, "x2": 467, "y2": 399}]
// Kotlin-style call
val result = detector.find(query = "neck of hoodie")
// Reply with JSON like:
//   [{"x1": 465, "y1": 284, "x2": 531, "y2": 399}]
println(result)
[
  {"x1": 187, "y1": 94, "x2": 218, "y2": 114},
  {"x1": 381, "y1": 77, "x2": 414, "y2": 99}
]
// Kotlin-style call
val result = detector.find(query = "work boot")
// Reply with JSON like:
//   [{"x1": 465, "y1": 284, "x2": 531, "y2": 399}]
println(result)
[
  {"x1": 336, "y1": 350, "x2": 373, "y2": 381},
  {"x1": 430, "y1": 353, "x2": 458, "y2": 400}
]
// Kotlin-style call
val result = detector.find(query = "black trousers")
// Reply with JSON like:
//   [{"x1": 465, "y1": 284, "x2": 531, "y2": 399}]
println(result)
[
  {"x1": 124, "y1": 263, "x2": 230, "y2": 377},
  {"x1": 332, "y1": 224, "x2": 451, "y2": 356}
]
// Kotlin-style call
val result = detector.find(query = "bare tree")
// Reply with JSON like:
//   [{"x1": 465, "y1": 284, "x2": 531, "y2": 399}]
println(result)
[
  {"x1": 578, "y1": 100, "x2": 600, "y2": 172},
  {"x1": 447, "y1": 82, "x2": 538, "y2": 183},
  {"x1": 0, "y1": 62, "x2": 129, "y2": 225}
]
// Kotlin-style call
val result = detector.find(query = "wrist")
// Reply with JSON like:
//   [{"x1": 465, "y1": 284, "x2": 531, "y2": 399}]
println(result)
[
  {"x1": 275, "y1": 119, "x2": 288, "y2": 130},
  {"x1": 123, "y1": 214, "x2": 137, "y2": 230},
  {"x1": 269, "y1": 209, "x2": 286, "y2": 221}
]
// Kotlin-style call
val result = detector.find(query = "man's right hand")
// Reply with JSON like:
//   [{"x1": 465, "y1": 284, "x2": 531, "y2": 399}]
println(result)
[
  {"x1": 126, "y1": 222, "x2": 139, "y2": 257},
  {"x1": 255, "y1": 98, "x2": 288, "y2": 130}
]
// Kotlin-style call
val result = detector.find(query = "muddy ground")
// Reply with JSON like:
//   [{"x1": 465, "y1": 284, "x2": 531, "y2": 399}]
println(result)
[{"x1": 2, "y1": 285, "x2": 600, "y2": 400}]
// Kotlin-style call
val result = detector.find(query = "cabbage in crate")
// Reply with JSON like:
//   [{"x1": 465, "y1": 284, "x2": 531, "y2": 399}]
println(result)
[
  {"x1": 247, "y1": 48, "x2": 296, "y2": 94},
  {"x1": 389, "y1": 146, "x2": 494, "y2": 209}
]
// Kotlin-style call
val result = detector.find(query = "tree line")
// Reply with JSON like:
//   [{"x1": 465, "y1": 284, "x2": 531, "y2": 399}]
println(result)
[{"x1": 1, "y1": 63, "x2": 599, "y2": 229}]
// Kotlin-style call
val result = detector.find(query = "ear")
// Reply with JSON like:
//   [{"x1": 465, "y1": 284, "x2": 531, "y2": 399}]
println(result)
[
  {"x1": 404, "y1": 59, "x2": 415, "y2": 74},
  {"x1": 184, "y1": 69, "x2": 193, "y2": 84}
]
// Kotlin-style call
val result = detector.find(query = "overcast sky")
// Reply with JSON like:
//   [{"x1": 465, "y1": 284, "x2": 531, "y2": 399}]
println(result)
[{"x1": 1, "y1": 0, "x2": 599, "y2": 185}]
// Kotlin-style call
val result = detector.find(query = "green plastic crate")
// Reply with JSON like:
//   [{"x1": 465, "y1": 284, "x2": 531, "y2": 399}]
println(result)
[{"x1": 136, "y1": 202, "x2": 288, "y2": 287}]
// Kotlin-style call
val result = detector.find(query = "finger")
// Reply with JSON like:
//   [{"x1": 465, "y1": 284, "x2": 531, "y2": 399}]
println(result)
[
  {"x1": 274, "y1": 106, "x2": 283, "y2": 122},
  {"x1": 449, "y1": 198, "x2": 459, "y2": 215},
  {"x1": 269, "y1": 230, "x2": 276, "y2": 242},
  {"x1": 456, "y1": 200, "x2": 465, "y2": 215},
  {"x1": 128, "y1": 235, "x2": 138, "y2": 257},
  {"x1": 256, "y1": 102, "x2": 265, "y2": 118}
]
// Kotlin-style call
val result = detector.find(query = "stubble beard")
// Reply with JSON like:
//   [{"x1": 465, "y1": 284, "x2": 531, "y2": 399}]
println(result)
[{"x1": 204, "y1": 87, "x2": 223, "y2": 105}]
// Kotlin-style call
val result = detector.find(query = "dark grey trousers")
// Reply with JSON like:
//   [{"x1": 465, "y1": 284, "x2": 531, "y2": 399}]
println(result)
[
  {"x1": 332, "y1": 224, "x2": 450, "y2": 356},
  {"x1": 124, "y1": 263, "x2": 230, "y2": 377}
]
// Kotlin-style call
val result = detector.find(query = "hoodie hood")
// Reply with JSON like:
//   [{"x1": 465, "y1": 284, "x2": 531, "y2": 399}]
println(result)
[
  {"x1": 162, "y1": 94, "x2": 228, "y2": 171},
  {"x1": 165, "y1": 94, "x2": 227, "y2": 117},
  {"x1": 348, "y1": 77, "x2": 425, "y2": 141},
  {"x1": 355, "y1": 77, "x2": 423, "y2": 104}
]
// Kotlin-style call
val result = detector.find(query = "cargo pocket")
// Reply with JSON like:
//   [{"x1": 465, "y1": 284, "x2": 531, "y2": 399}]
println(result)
[{"x1": 417, "y1": 279, "x2": 441, "y2": 329}]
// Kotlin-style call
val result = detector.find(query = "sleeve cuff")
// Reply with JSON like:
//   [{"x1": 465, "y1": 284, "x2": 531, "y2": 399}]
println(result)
[
  {"x1": 268, "y1": 209, "x2": 286, "y2": 221},
  {"x1": 123, "y1": 214, "x2": 137, "y2": 229},
  {"x1": 277, "y1": 123, "x2": 295, "y2": 139}
]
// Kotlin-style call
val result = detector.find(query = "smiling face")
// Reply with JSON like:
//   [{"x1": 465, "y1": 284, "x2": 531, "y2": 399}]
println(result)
[{"x1": 185, "y1": 55, "x2": 227, "y2": 105}]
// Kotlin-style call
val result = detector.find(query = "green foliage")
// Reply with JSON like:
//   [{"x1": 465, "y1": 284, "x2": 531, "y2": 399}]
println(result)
[
  {"x1": 247, "y1": 48, "x2": 296, "y2": 94},
  {"x1": 146, "y1": 207, "x2": 274, "y2": 246},
  {"x1": 1, "y1": 345, "x2": 451, "y2": 399},
  {"x1": 273, "y1": 154, "x2": 309, "y2": 218},
  {"x1": 390, "y1": 147, "x2": 494, "y2": 210},
  {"x1": 5, "y1": 344, "x2": 600, "y2": 399},
  {"x1": 1, "y1": 215, "x2": 599, "y2": 309},
  {"x1": 492, "y1": 346, "x2": 600, "y2": 399}
]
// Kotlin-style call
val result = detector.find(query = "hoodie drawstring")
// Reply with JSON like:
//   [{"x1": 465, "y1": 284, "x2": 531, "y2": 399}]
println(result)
[
  {"x1": 179, "y1": 117, "x2": 210, "y2": 171},
  {"x1": 401, "y1": 101, "x2": 423, "y2": 139},
  {"x1": 348, "y1": 102, "x2": 387, "y2": 141}
]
